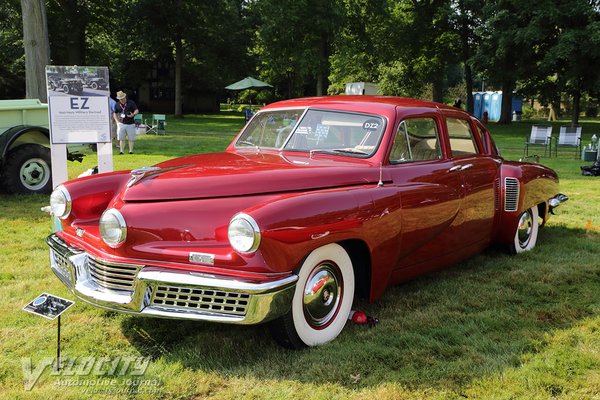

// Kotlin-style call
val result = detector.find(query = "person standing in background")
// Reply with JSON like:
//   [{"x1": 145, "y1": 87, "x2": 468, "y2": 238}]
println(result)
[
  {"x1": 109, "y1": 95, "x2": 117, "y2": 147},
  {"x1": 114, "y1": 90, "x2": 139, "y2": 154}
]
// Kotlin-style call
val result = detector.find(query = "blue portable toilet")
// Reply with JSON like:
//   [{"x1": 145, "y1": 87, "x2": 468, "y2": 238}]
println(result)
[
  {"x1": 490, "y1": 92, "x2": 501, "y2": 121},
  {"x1": 471, "y1": 91, "x2": 523, "y2": 121},
  {"x1": 473, "y1": 92, "x2": 483, "y2": 119}
]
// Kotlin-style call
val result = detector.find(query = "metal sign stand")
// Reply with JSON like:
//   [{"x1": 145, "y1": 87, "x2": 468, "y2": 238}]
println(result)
[
  {"x1": 56, "y1": 314, "x2": 61, "y2": 372},
  {"x1": 22, "y1": 293, "x2": 74, "y2": 372}
]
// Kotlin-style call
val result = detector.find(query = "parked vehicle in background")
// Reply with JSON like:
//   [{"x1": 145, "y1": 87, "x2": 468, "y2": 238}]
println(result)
[
  {"x1": 48, "y1": 75, "x2": 83, "y2": 95},
  {"x1": 1, "y1": 99, "x2": 84, "y2": 194},
  {"x1": 46, "y1": 96, "x2": 567, "y2": 348},
  {"x1": 83, "y1": 77, "x2": 108, "y2": 90}
]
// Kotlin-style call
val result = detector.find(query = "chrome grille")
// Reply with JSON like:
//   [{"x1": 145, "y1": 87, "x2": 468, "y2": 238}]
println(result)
[
  {"x1": 51, "y1": 248, "x2": 73, "y2": 285},
  {"x1": 504, "y1": 177, "x2": 519, "y2": 212},
  {"x1": 151, "y1": 286, "x2": 251, "y2": 316},
  {"x1": 87, "y1": 257, "x2": 141, "y2": 292}
]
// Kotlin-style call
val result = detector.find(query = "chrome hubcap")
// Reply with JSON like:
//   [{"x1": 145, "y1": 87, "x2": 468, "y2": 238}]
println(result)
[
  {"x1": 303, "y1": 263, "x2": 341, "y2": 328},
  {"x1": 517, "y1": 210, "x2": 533, "y2": 248},
  {"x1": 20, "y1": 158, "x2": 50, "y2": 190}
]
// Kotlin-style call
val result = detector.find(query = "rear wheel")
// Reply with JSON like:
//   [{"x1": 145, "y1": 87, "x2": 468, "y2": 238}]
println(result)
[
  {"x1": 1, "y1": 144, "x2": 52, "y2": 194},
  {"x1": 270, "y1": 243, "x2": 355, "y2": 349},
  {"x1": 90, "y1": 82, "x2": 98, "y2": 90},
  {"x1": 62, "y1": 84, "x2": 70, "y2": 94},
  {"x1": 510, "y1": 206, "x2": 539, "y2": 254}
]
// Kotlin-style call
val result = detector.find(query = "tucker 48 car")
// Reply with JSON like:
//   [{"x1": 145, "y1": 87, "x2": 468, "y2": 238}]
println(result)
[{"x1": 47, "y1": 96, "x2": 567, "y2": 348}]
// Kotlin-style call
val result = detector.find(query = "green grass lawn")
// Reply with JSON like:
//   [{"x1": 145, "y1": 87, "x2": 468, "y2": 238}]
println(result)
[{"x1": 0, "y1": 110, "x2": 599, "y2": 399}]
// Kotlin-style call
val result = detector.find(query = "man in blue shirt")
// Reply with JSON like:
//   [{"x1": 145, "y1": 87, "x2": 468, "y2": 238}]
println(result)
[{"x1": 114, "y1": 90, "x2": 139, "y2": 154}]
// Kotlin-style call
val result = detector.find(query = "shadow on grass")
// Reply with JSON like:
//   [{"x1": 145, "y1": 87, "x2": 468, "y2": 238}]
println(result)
[{"x1": 120, "y1": 225, "x2": 599, "y2": 390}]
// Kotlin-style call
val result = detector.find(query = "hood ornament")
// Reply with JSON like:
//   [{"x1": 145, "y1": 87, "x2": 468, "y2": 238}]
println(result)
[{"x1": 127, "y1": 166, "x2": 162, "y2": 187}]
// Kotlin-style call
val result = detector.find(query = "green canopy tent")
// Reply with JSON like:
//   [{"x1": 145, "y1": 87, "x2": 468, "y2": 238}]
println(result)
[{"x1": 225, "y1": 76, "x2": 273, "y2": 90}]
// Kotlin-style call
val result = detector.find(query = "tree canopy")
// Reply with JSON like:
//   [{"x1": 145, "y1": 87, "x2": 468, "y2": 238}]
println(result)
[{"x1": 6, "y1": 0, "x2": 600, "y2": 123}]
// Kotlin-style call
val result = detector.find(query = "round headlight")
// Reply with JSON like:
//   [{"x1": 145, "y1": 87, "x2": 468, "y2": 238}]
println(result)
[
  {"x1": 99, "y1": 208, "x2": 127, "y2": 248},
  {"x1": 228, "y1": 213, "x2": 261, "y2": 253},
  {"x1": 49, "y1": 185, "x2": 71, "y2": 219}
]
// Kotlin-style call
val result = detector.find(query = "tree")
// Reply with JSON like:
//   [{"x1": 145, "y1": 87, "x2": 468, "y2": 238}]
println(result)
[
  {"x1": 472, "y1": 0, "x2": 535, "y2": 124},
  {"x1": 250, "y1": 0, "x2": 342, "y2": 98},
  {"x1": 21, "y1": 0, "x2": 50, "y2": 102},
  {"x1": 0, "y1": 0, "x2": 25, "y2": 99},
  {"x1": 130, "y1": 0, "x2": 250, "y2": 116}
]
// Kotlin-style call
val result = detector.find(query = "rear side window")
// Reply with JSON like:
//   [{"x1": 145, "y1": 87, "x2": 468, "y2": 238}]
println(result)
[
  {"x1": 390, "y1": 118, "x2": 441, "y2": 163},
  {"x1": 446, "y1": 118, "x2": 479, "y2": 156}
]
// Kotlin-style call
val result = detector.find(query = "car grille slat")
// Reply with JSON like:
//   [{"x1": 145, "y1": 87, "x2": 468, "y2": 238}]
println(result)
[
  {"x1": 87, "y1": 257, "x2": 142, "y2": 292},
  {"x1": 504, "y1": 177, "x2": 519, "y2": 212},
  {"x1": 151, "y1": 285, "x2": 251, "y2": 316}
]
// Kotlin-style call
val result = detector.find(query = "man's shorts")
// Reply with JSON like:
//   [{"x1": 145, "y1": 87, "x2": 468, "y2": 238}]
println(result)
[{"x1": 117, "y1": 123, "x2": 136, "y2": 141}]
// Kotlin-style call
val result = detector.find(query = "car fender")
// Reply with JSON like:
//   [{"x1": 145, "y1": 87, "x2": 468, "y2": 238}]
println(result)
[
  {"x1": 244, "y1": 185, "x2": 403, "y2": 281},
  {"x1": 0, "y1": 125, "x2": 49, "y2": 160},
  {"x1": 496, "y1": 162, "x2": 559, "y2": 245}
]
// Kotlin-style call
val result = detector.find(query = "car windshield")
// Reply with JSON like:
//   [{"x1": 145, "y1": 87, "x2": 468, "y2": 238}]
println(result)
[{"x1": 235, "y1": 109, "x2": 385, "y2": 157}]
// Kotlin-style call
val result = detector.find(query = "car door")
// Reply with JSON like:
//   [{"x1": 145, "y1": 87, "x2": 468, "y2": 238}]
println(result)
[
  {"x1": 387, "y1": 112, "x2": 465, "y2": 271},
  {"x1": 442, "y1": 112, "x2": 500, "y2": 249}
]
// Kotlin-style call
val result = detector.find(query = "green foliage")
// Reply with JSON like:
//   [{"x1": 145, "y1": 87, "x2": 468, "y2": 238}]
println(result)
[
  {"x1": 249, "y1": 0, "x2": 343, "y2": 98},
  {"x1": 0, "y1": 0, "x2": 25, "y2": 98}
]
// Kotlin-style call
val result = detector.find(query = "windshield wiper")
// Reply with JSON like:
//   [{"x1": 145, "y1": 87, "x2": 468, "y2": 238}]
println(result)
[
  {"x1": 309, "y1": 148, "x2": 369, "y2": 157},
  {"x1": 238, "y1": 140, "x2": 260, "y2": 149},
  {"x1": 330, "y1": 148, "x2": 369, "y2": 155}
]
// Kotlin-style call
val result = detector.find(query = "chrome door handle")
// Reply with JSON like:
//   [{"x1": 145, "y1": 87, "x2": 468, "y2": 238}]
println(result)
[
  {"x1": 448, "y1": 165, "x2": 462, "y2": 172},
  {"x1": 460, "y1": 163, "x2": 474, "y2": 171}
]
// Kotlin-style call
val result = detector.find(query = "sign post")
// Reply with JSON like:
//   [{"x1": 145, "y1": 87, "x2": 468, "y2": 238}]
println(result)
[
  {"x1": 46, "y1": 66, "x2": 113, "y2": 188},
  {"x1": 23, "y1": 293, "x2": 75, "y2": 371}
]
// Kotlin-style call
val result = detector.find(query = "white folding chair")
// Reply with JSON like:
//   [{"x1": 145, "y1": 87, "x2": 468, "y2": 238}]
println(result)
[
  {"x1": 555, "y1": 125, "x2": 581, "y2": 158},
  {"x1": 524, "y1": 125, "x2": 552, "y2": 157}
]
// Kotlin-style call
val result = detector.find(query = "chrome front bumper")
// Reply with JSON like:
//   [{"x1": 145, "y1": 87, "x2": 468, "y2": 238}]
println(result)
[{"x1": 47, "y1": 234, "x2": 297, "y2": 324}]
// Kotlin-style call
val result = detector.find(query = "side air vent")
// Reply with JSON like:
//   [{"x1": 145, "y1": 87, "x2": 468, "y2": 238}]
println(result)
[
  {"x1": 504, "y1": 177, "x2": 519, "y2": 212},
  {"x1": 494, "y1": 177, "x2": 501, "y2": 210}
]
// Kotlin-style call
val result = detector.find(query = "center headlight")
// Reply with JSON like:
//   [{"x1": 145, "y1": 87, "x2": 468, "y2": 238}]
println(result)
[
  {"x1": 99, "y1": 208, "x2": 127, "y2": 248},
  {"x1": 228, "y1": 213, "x2": 261, "y2": 253},
  {"x1": 49, "y1": 185, "x2": 71, "y2": 219}
]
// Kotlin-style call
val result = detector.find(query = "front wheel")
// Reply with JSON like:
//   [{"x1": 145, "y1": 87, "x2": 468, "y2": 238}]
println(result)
[
  {"x1": 62, "y1": 84, "x2": 70, "y2": 94},
  {"x1": 510, "y1": 206, "x2": 539, "y2": 254},
  {"x1": 1, "y1": 144, "x2": 52, "y2": 194},
  {"x1": 90, "y1": 82, "x2": 98, "y2": 90},
  {"x1": 270, "y1": 243, "x2": 355, "y2": 349}
]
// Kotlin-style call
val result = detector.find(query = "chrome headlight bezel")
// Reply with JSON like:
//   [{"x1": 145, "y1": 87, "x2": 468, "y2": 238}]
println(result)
[
  {"x1": 99, "y1": 208, "x2": 127, "y2": 248},
  {"x1": 228, "y1": 213, "x2": 261, "y2": 254},
  {"x1": 49, "y1": 185, "x2": 72, "y2": 219}
]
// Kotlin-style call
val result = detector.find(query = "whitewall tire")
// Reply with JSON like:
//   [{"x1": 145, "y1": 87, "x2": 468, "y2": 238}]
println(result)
[
  {"x1": 511, "y1": 206, "x2": 539, "y2": 254},
  {"x1": 270, "y1": 243, "x2": 355, "y2": 348}
]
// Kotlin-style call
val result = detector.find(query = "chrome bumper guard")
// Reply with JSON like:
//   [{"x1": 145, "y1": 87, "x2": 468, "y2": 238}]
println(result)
[
  {"x1": 549, "y1": 193, "x2": 568, "y2": 214},
  {"x1": 47, "y1": 234, "x2": 297, "y2": 324}
]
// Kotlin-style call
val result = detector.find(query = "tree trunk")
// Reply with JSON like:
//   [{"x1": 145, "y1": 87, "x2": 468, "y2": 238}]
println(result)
[
  {"x1": 458, "y1": 0, "x2": 474, "y2": 114},
  {"x1": 498, "y1": 81, "x2": 514, "y2": 124},
  {"x1": 21, "y1": 0, "x2": 50, "y2": 102},
  {"x1": 174, "y1": 36, "x2": 183, "y2": 118},
  {"x1": 465, "y1": 64, "x2": 474, "y2": 114},
  {"x1": 432, "y1": 75, "x2": 444, "y2": 103},
  {"x1": 571, "y1": 89, "x2": 581, "y2": 125}
]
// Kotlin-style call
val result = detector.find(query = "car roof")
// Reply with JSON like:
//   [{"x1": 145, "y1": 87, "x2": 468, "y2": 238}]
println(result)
[{"x1": 261, "y1": 95, "x2": 458, "y2": 113}]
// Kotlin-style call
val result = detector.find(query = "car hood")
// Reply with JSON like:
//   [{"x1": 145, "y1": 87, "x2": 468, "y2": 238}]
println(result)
[{"x1": 121, "y1": 151, "x2": 381, "y2": 201}]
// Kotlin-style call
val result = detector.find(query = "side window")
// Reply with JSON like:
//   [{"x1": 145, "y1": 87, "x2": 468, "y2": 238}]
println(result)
[
  {"x1": 446, "y1": 118, "x2": 479, "y2": 156},
  {"x1": 390, "y1": 118, "x2": 441, "y2": 163}
]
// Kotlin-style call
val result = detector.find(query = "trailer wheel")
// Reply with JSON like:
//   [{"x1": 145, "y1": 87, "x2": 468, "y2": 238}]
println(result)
[{"x1": 2, "y1": 144, "x2": 52, "y2": 194}]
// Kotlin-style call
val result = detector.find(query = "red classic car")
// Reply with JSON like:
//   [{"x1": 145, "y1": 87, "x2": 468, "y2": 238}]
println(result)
[{"x1": 47, "y1": 96, "x2": 567, "y2": 348}]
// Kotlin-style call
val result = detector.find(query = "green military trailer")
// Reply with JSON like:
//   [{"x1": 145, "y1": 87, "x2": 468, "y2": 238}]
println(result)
[{"x1": 0, "y1": 99, "x2": 54, "y2": 194}]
